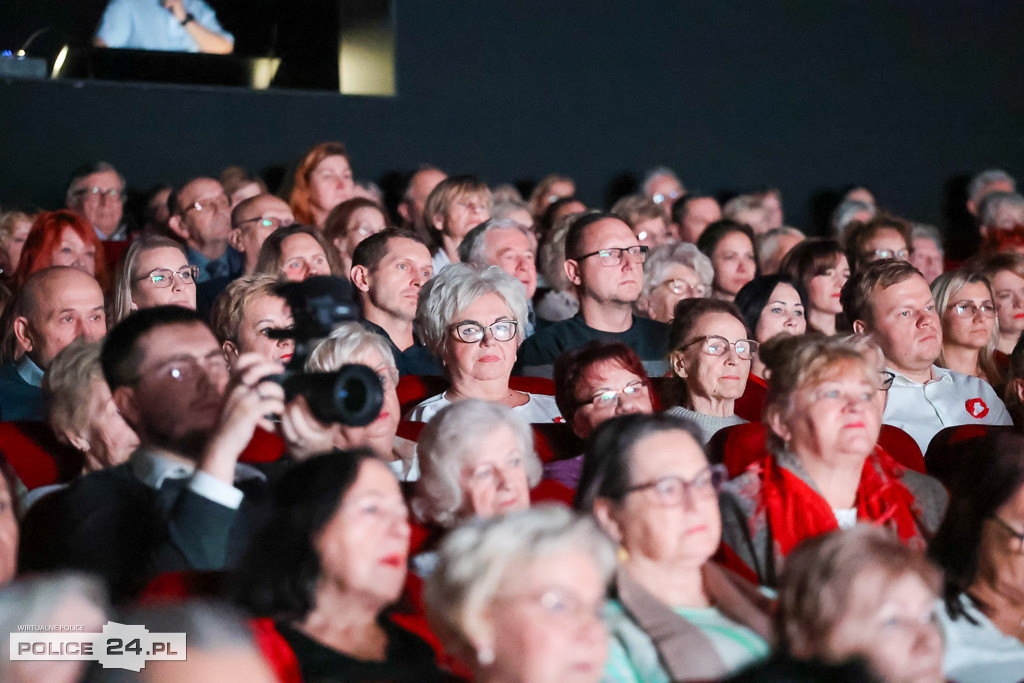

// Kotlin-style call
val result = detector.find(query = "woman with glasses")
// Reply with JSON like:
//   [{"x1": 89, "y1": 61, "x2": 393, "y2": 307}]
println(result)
[
  {"x1": 407, "y1": 263, "x2": 562, "y2": 423},
  {"x1": 323, "y1": 197, "x2": 389, "y2": 276},
  {"x1": 665, "y1": 298, "x2": 753, "y2": 443},
  {"x1": 576, "y1": 413, "x2": 773, "y2": 682},
  {"x1": 111, "y1": 235, "x2": 197, "y2": 324},
  {"x1": 635, "y1": 242, "x2": 713, "y2": 323},
  {"x1": 696, "y1": 220, "x2": 757, "y2": 301},
  {"x1": 844, "y1": 214, "x2": 913, "y2": 274},
  {"x1": 929, "y1": 430, "x2": 1024, "y2": 682},
  {"x1": 931, "y1": 269, "x2": 1002, "y2": 387},
  {"x1": 719, "y1": 334, "x2": 948, "y2": 588},
  {"x1": 253, "y1": 224, "x2": 343, "y2": 282}
]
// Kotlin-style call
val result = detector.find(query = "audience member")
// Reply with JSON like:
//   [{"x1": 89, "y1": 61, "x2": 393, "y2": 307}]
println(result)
[
  {"x1": 759, "y1": 187, "x2": 785, "y2": 230},
  {"x1": 14, "y1": 210, "x2": 109, "y2": 292},
  {"x1": 0, "y1": 462, "x2": 19, "y2": 587},
  {"x1": 94, "y1": 0, "x2": 234, "y2": 53},
  {"x1": 0, "y1": 211, "x2": 32, "y2": 279},
  {"x1": 537, "y1": 195, "x2": 587, "y2": 245},
  {"x1": 977, "y1": 191, "x2": 1024, "y2": 238},
  {"x1": 735, "y1": 274, "x2": 807, "y2": 380},
  {"x1": 673, "y1": 193, "x2": 722, "y2": 245},
  {"x1": 844, "y1": 214, "x2": 912, "y2": 273},
  {"x1": 211, "y1": 274, "x2": 295, "y2": 366},
  {"x1": 757, "y1": 226, "x2": 805, "y2": 275},
  {"x1": 931, "y1": 269, "x2": 1001, "y2": 386},
  {"x1": 635, "y1": 241, "x2": 712, "y2": 323},
  {"x1": 423, "y1": 175, "x2": 492, "y2": 271},
  {"x1": 168, "y1": 176, "x2": 242, "y2": 283},
  {"x1": 611, "y1": 194, "x2": 672, "y2": 249},
  {"x1": 228, "y1": 193, "x2": 295, "y2": 276},
  {"x1": 976, "y1": 252, "x2": 1024, "y2": 356},
  {"x1": 111, "y1": 235, "x2": 197, "y2": 325},
  {"x1": 460, "y1": 219, "x2": 539, "y2": 335},
  {"x1": 697, "y1": 219, "x2": 757, "y2": 301},
  {"x1": 1004, "y1": 335, "x2": 1024, "y2": 426},
  {"x1": 397, "y1": 165, "x2": 447, "y2": 245},
  {"x1": 220, "y1": 165, "x2": 266, "y2": 206},
  {"x1": 641, "y1": 166, "x2": 685, "y2": 215},
  {"x1": 64, "y1": 161, "x2": 129, "y2": 241},
  {"x1": 779, "y1": 238, "x2": 849, "y2": 335},
  {"x1": 288, "y1": 141, "x2": 356, "y2": 228},
  {"x1": 829, "y1": 198, "x2": 876, "y2": 241},
  {"x1": 534, "y1": 209, "x2": 582, "y2": 322},
  {"x1": 910, "y1": 223, "x2": 945, "y2": 284},
  {"x1": 529, "y1": 173, "x2": 576, "y2": 218},
  {"x1": 491, "y1": 197, "x2": 535, "y2": 234},
  {"x1": 253, "y1": 224, "x2": 342, "y2": 282},
  {"x1": 723, "y1": 194, "x2": 772, "y2": 235},
  {"x1": 323, "y1": 197, "x2": 389, "y2": 275},
  {"x1": 966, "y1": 168, "x2": 1017, "y2": 218}
]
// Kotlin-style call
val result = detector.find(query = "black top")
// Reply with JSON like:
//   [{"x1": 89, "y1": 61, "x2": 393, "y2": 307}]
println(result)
[
  {"x1": 359, "y1": 319, "x2": 442, "y2": 376},
  {"x1": 277, "y1": 618, "x2": 444, "y2": 682}
]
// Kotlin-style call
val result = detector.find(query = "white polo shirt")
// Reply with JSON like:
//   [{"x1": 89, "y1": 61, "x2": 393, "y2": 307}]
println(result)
[{"x1": 883, "y1": 365, "x2": 1012, "y2": 454}]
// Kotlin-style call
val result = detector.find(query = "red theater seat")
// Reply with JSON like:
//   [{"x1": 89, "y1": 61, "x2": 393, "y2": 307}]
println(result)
[{"x1": 0, "y1": 421, "x2": 84, "y2": 489}]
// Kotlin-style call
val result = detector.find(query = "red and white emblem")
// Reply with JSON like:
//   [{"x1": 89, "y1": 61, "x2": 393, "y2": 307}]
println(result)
[{"x1": 965, "y1": 398, "x2": 989, "y2": 419}]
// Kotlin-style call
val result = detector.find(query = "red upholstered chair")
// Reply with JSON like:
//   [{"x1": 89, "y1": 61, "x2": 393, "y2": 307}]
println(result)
[
  {"x1": 733, "y1": 373, "x2": 767, "y2": 423},
  {"x1": 396, "y1": 375, "x2": 448, "y2": 414},
  {"x1": 647, "y1": 376, "x2": 677, "y2": 412},
  {"x1": 509, "y1": 376, "x2": 556, "y2": 395},
  {"x1": 238, "y1": 426, "x2": 288, "y2": 464},
  {"x1": 0, "y1": 421, "x2": 84, "y2": 489}
]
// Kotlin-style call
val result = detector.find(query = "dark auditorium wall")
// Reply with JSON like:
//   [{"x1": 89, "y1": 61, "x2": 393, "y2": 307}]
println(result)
[{"x1": 3, "y1": 1, "x2": 1024, "y2": 246}]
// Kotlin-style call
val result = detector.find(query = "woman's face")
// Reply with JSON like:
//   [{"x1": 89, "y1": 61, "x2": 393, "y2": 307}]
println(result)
[
  {"x1": 942, "y1": 281, "x2": 995, "y2": 351},
  {"x1": 447, "y1": 292, "x2": 519, "y2": 388},
  {"x1": 457, "y1": 424, "x2": 531, "y2": 520},
  {"x1": 861, "y1": 228, "x2": 909, "y2": 264},
  {"x1": 571, "y1": 359, "x2": 653, "y2": 439},
  {"x1": 826, "y1": 571, "x2": 944, "y2": 683},
  {"x1": 280, "y1": 233, "x2": 331, "y2": 281},
  {"x1": 603, "y1": 429, "x2": 720, "y2": 568},
  {"x1": 674, "y1": 312, "x2": 751, "y2": 402},
  {"x1": 484, "y1": 549, "x2": 607, "y2": 683},
  {"x1": 131, "y1": 246, "x2": 197, "y2": 310},
  {"x1": 991, "y1": 269, "x2": 1024, "y2": 337},
  {"x1": 0, "y1": 475, "x2": 17, "y2": 586},
  {"x1": 754, "y1": 282, "x2": 806, "y2": 343},
  {"x1": 51, "y1": 227, "x2": 96, "y2": 276},
  {"x1": 233, "y1": 295, "x2": 295, "y2": 364},
  {"x1": 806, "y1": 254, "x2": 850, "y2": 316},
  {"x1": 314, "y1": 459, "x2": 410, "y2": 605},
  {"x1": 710, "y1": 231, "x2": 756, "y2": 297},
  {"x1": 2, "y1": 217, "x2": 31, "y2": 273},
  {"x1": 978, "y1": 482, "x2": 1024, "y2": 606},
  {"x1": 81, "y1": 378, "x2": 139, "y2": 470},
  {"x1": 341, "y1": 206, "x2": 387, "y2": 258},
  {"x1": 334, "y1": 348, "x2": 401, "y2": 453},
  {"x1": 773, "y1": 359, "x2": 883, "y2": 464},
  {"x1": 643, "y1": 263, "x2": 705, "y2": 323},
  {"x1": 308, "y1": 155, "x2": 355, "y2": 216}
]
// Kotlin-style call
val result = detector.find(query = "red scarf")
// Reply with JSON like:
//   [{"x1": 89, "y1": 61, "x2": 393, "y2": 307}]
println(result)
[{"x1": 759, "y1": 448, "x2": 928, "y2": 559}]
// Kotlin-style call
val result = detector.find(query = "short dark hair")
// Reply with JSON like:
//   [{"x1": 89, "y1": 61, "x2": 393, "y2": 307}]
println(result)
[
  {"x1": 564, "y1": 211, "x2": 616, "y2": 262},
  {"x1": 840, "y1": 258, "x2": 922, "y2": 329},
  {"x1": 65, "y1": 161, "x2": 123, "y2": 200},
  {"x1": 734, "y1": 274, "x2": 807, "y2": 341},
  {"x1": 696, "y1": 219, "x2": 755, "y2": 259},
  {"x1": 553, "y1": 341, "x2": 652, "y2": 429},
  {"x1": 574, "y1": 413, "x2": 702, "y2": 512},
  {"x1": 233, "y1": 449, "x2": 378, "y2": 621},
  {"x1": 671, "y1": 193, "x2": 716, "y2": 226},
  {"x1": 350, "y1": 228, "x2": 426, "y2": 271},
  {"x1": 778, "y1": 238, "x2": 845, "y2": 292},
  {"x1": 101, "y1": 305, "x2": 205, "y2": 390}
]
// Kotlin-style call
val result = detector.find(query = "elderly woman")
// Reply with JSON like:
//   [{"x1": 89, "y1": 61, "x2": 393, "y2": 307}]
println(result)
[
  {"x1": 928, "y1": 430, "x2": 1024, "y2": 682},
  {"x1": 323, "y1": 197, "x2": 389, "y2": 275},
  {"x1": 719, "y1": 334, "x2": 948, "y2": 587},
  {"x1": 536, "y1": 209, "x2": 584, "y2": 322},
  {"x1": 931, "y1": 269, "x2": 1001, "y2": 385},
  {"x1": 111, "y1": 235, "x2": 197, "y2": 324},
  {"x1": 779, "y1": 238, "x2": 849, "y2": 335},
  {"x1": 253, "y1": 224, "x2": 342, "y2": 282},
  {"x1": 423, "y1": 175, "x2": 492, "y2": 270},
  {"x1": 425, "y1": 504, "x2": 614, "y2": 683},
  {"x1": 911, "y1": 223, "x2": 945, "y2": 284},
  {"x1": 735, "y1": 274, "x2": 807, "y2": 380},
  {"x1": 977, "y1": 252, "x2": 1024, "y2": 356},
  {"x1": 288, "y1": 141, "x2": 357, "y2": 228},
  {"x1": 235, "y1": 451, "x2": 444, "y2": 682},
  {"x1": 696, "y1": 219, "x2": 757, "y2": 301},
  {"x1": 779, "y1": 525, "x2": 944, "y2": 683},
  {"x1": 545, "y1": 342, "x2": 655, "y2": 489},
  {"x1": 211, "y1": 274, "x2": 295, "y2": 366},
  {"x1": 0, "y1": 210, "x2": 32, "y2": 279},
  {"x1": 408, "y1": 263, "x2": 561, "y2": 423},
  {"x1": 611, "y1": 194, "x2": 671, "y2": 249},
  {"x1": 576, "y1": 413, "x2": 772, "y2": 683},
  {"x1": 635, "y1": 241, "x2": 713, "y2": 323},
  {"x1": 665, "y1": 298, "x2": 752, "y2": 443},
  {"x1": 13, "y1": 210, "x2": 108, "y2": 291},
  {"x1": 844, "y1": 214, "x2": 913, "y2": 273},
  {"x1": 302, "y1": 322, "x2": 415, "y2": 480}
]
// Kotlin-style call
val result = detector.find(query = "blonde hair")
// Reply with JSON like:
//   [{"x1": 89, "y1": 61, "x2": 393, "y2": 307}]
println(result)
[
  {"x1": 931, "y1": 269, "x2": 1001, "y2": 385},
  {"x1": 210, "y1": 274, "x2": 282, "y2": 346}
]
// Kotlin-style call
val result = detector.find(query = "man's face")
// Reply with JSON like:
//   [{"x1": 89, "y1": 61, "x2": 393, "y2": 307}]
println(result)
[
  {"x1": 17, "y1": 269, "x2": 106, "y2": 368},
  {"x1": 485, "y1": 228, "x2": 537, "y2": 298},
  {"x1": 646, "y1": 174, "x2": 684, "y2": 212},
  {"x1": 120, "y1": 322, "x2": 230, "y2": 454},
  {"x1": 174, "y1": 178, "x2": 232, "y2": 249},
  {"x1": 70, "y1": 170, "x2": 124, "y2": 237},
  {"x1": 364, "y1": 237, "x2": 434, "y2": 322},
  {"x1": 567, "y1": 218, "x2": 644, "y2": 306},
  {"x1": 862, "y1": 274, "x2": 942, "y2": 377},
  {"x1": 403, "y1": 169, "x2": 447, "y2": 230},
  {"x1": 231, "y1": 195, "x2": 294, "y2": 271},
  {"x1": 437, "y1": 192, "x2": 490, "y2": 240},
  {"x1": 679, "y1": 198, "x2": 721, "y2": 243}
]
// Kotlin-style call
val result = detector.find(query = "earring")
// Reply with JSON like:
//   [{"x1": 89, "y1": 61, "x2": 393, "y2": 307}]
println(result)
[
  {"x1": 617, "y1": 546, "x2": 629, "y2": 563},
  {"x1": 477, "y1": 646, "x2": 495, "y2": 666}
]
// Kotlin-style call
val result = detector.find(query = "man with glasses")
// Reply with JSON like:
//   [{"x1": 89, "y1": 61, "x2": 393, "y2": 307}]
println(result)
[
  {"x1": 168, "y1": 177, "x2": 243, "y2": 284},
  {"x1": 842, "y1": 259, "x2": 1011, "y2": 454},
  {"x1": 516, "y1": 212, "x2": 670, "y2": 378},
  {"x1": 65, "y1": 161, "x2": 129, "y2": 241}
]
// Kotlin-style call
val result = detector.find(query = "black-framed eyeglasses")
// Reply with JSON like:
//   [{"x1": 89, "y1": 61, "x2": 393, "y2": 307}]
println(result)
[
  {"x1": 623, "y1": 464, "x2": 727, "y2": 507},
  {"x1": 452, "y1": 320, "x2": 518, "y2": 343},
  {"x1": 573, "y1": 245, "x2": 649, "y2": 267},
  {"x1": 880, "y1": 370, "x2": 896, "y2": 391},
  {"x1": 236, "y1": 216, "x2": 292, "y2": 231},
  {"x1": 74, "y1": 186, "x2": 125, "y2": 202},
  {"x1": 990, "y1": 516, "x2": 1024, "y2": 554},
  {"x1": 135, "y1": 265, "x2": 199, "y2": 288},
  {"x1": 677, "y1": 335, "x2": 759, "y2": 360}
]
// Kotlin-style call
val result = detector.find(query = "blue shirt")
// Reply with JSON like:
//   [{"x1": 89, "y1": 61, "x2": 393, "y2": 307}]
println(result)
[{"x1": 96, "y1": 0, "x2": 234, "y2": 53}]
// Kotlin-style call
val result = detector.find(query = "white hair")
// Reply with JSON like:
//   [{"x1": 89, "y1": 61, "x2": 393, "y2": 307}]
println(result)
[
  {"x1": 640, "y1": 166, "x2": 684, "y2": 197},
  {"x1": 461, "y1": 219, "x2": 534, "y2": 269},
  {"x1": 978, "y1": 191, "x2": 1024, "y2": 228},
  {"x1": 306, "y1": 321, "x2": 397, "y2": 373},
  {"x1": 968, "y1": 168, "x2": 1016, "y2": 204},
  {"x1": 640, "y1": 241, "x2": 714, "y2": 301},
  {"x1": 910, "y1": 223, "x2": 943, "y2": 252},
  {"x1": 829, "y1": 198, "x2": 877, "y2": 239}
]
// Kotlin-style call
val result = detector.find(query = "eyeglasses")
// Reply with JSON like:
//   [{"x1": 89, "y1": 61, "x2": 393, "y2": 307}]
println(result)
[
  {"x1": 660, "y1": 278, "x2": 706, "y2": 297},
  {"x1": 624, "y1": 464, "x2": 727, "y2": 507},
  {"x1": 880, "y1": 370, "x2": 895, "y2": 391},
  {"x1": 652, "y1": 190, "x2": 681, "y2": 204},
  {"x1": 949, "y1": 301, "x2": 996, "y2": 319},
  {"x1": 352, "y1": 222, "x2": 386, "y2": 239},
  {"x1": 376, "y1": 367, "x2": 400, "y2": 392},
  {"x1": 587, "y1": 380, "x2": 648, "y2": 409},
  {"x1": 864, "y1": 248, "x2": 910, "y2": 260},
  {"x1": 139, "y1": 352, "x2": 230, "y2": 385},
  {"x1": 455, "y1": 200, "x2": 488, "y2": 212},
  {"x1": 74, "y1": 186, "x2": 125, "y2": 202},
  {"x1": 678, "y1": 335, "x2": 759, "y2": 360},
  {"x1": 136, "y1": 265, "x2": 199, "y2": 288},
  {"x1": 185, "y1": 195, "x2": 230, "y2": 214},
  {"x1": 990, "y1": 516, "x2": 1024, "y2": 554},
  {"x1": 497, "y1": 587, "x2": 605, "y2": 625},
  {"x1": 573, "y1": 245, "x2": 649, "y2": 267},
  {"x1": 236, "y1": 216, "x2": 292, "y2": 231},
  {"x1": 452, "y1": 320, "x2": 518, "y2": 343}
]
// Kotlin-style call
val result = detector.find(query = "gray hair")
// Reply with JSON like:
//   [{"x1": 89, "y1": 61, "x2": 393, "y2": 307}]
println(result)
[
  {"x1": 757, "y1": 226, "x2": 806, "y2": 272},
  {"x1": 968, "y1": 168, "x2": 1016, "y2": 204},
  {"x1": 459, "y1": 219, "x2": 534, "y2": 268},
  {"x1": 111, "y1": 235, "x2": 188, "y2": 325},
  {"x1": 640, "y1": 166, "x2": 685, "y2": 197},
  {"x1": 978, "y1": 190, "x2": 1024, "y2": 228},
  {"x1": 911, "y1": 223, "x2": 943, "y2": 252},
  {"x1": 43, "y1": 339, "x2": 105, "y2": 445},
  {"x1": 491, "y1": 198, "x2": 532, "y2": 224},
  {"x1": 424, "y1": 504, "x2": 616, "y2": 663},
  {"x1": 65, "y1": 161, "x2": 125, "y2": 206},
  {"x1": 722, "y1": 193, "x2": 765, "y2": 219},
  {"x1": 829, "y1": 199, "x2": 877, "y2": 240},
  {"x1": 412, "y1": 399, "x2": 540, "y2": 527},
  {"x1": 490, "y1": 184, "x2": 524, "y2": 205},
  {"x1": 306, "y1": 321, "x2": 397, "y2": 374},
  {"x1": 415, "y1": 263, "x2": 529, "y2": 359},
  {"x1": 640, "y1": 241, "x2": 714, "y2": 302}
]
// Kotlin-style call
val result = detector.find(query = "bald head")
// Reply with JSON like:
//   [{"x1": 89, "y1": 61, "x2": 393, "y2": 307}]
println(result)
[
  {"x1": 229, "y1": 193, "x2": 295, "y2": 274},
  {"x1": 14, "y1": 267, "x2": 106, "y2": 368}
]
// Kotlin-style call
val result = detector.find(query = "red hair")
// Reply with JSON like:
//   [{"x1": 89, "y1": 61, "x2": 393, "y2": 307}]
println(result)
[
  {"x1": 14, "y1": 210, "x2": 109, "y2": 291},
  {"x1": 288, "y1": 141, "x2": 349, "y2": 225}
]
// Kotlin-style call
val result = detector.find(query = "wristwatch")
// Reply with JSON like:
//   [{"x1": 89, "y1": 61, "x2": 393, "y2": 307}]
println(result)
[{"x1": 180, "y1": 12, "x2": 195, "y2": 26}]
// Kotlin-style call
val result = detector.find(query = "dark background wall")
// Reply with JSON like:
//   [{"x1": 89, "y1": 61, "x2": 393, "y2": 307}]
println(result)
[{"x1": 2, "y1": 1, "x2": 1024, "y2": 250}]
